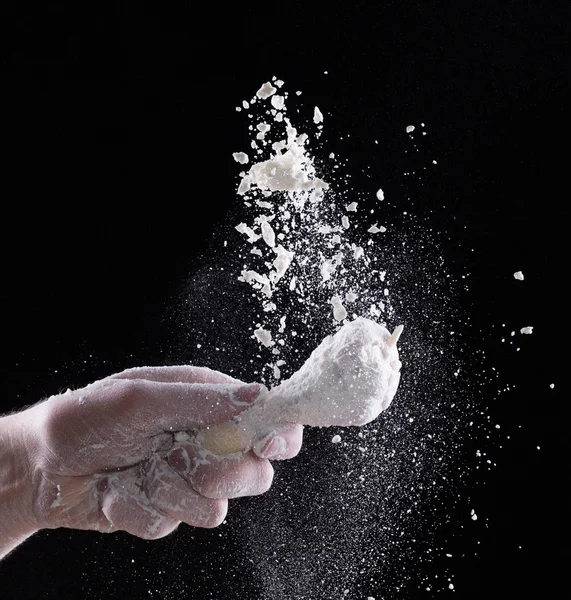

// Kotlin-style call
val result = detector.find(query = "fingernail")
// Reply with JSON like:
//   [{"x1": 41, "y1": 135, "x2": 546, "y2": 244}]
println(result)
[
  {"x1": 232, "y1": 383, "x2": 265, "y2": 406},
  {"x1": 258, "y1": 435, "x2": 286, "y2": 459},
  {"x1": 167, "y1": 446, "x2": 191, "y2": 475}
]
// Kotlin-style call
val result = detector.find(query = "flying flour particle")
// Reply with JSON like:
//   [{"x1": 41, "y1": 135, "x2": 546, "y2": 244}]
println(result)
[
  {"x1": 331, "y1": 435, "x2": 342, "y2": 443},
  {"x1": 271, "y1": 95, "x2": 285, "y2": 110},
  {"x1": 257, "y1": 82, "x2": 277, "y2": 99},
  {"x1": 254, "y1": 327, "x2": 274, "y2": 347},
  {"x1": 376, "y1": 188, "x2": 385, "y2": 201},
  {"x1": 406, "y1": 125, "x2": 415, "y2": 133},
  {"x1": 520, "y1": 326, "x2": 533, "y2": 334},
  {"x1": 513, "y1": 271, "x2": 524, "y2": 280},
  {"x1": 233, "y1": 152, "x2": 249, "y2": 164},
  {"x1": 330, "y1": 294, "x2": 348, "y2": 322}
]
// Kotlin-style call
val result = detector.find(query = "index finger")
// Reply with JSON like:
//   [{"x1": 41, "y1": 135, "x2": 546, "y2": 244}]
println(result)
[
  {"x1": 108, "y1": 366, "x2": 243, "y2": 385},
  {"x1": 99, "y1": 379, "x2": 265, "y2": 434}
]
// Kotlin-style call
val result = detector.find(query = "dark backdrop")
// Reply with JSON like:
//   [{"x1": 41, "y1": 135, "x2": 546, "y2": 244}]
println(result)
[{"x1": 0, "y1": 2, "x2": 568, "y2": 598}]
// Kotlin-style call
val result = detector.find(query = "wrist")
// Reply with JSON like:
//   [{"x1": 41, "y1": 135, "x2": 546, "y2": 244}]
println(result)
[{"x1": 0, "y1": 411, "x2": 41, "y2": 557}]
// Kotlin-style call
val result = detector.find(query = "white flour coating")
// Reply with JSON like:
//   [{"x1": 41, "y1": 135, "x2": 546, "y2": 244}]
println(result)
[
  {"x1": 513, "y1": 271, "x2": 524, "y2": 280},
  {"x1": 257, "y1": 317, "x2": 403, "y2": 427},
  {"x1": 197, "y1": 317, "x2": 404, "y2": 455}
]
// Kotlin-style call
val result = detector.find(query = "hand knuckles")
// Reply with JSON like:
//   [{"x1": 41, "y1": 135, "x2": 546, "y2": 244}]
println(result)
[{"x1": 112, "y1": 379, "x2": 147, "y2": 414}]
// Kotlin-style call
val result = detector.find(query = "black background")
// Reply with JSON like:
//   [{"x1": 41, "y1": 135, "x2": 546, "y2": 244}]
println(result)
[{"x1": 0, "y1": 1, "x2": 568, "y2": 598}]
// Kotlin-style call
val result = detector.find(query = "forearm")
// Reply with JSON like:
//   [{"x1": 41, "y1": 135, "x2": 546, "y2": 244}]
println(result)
[{"x1": 0, "y1": 413, "x2": 40, "y2": 560}]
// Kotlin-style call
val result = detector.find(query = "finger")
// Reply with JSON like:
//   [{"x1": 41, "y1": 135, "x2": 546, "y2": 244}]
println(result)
[
  {"x1": 167, "y1": 444, "x2": 274, "y2": 499},
  {"x1": 96, "y1": 379, "x2": 266, "y2": 434},
  {"x1": 108, "y1": 366, "x2": 243, "y2": 385},
  {"x1": 252, "y1": 423, "x2": 304, "y2": 460},
  {"x1": 101, "y1": 467, "x2": 180, "y2": 540},
  {"x1": 143, "y1": 455, "x2": 227, "y2": 528}
]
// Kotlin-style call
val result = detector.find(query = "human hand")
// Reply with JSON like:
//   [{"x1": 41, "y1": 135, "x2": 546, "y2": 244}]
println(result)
[{"x1": 17, "y1": 366, "x2": 303, "y2": 540}]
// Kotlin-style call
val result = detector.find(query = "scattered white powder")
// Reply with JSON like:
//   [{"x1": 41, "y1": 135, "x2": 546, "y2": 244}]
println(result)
[
  {"x1": 330, "y1": 294, "x2": 348, "y2": 322},
  {"x1": 346, "y1": 201, "x2": 358, "y2": 212},
  {"x1": 313, "y1": 106, "x2": 324, "y2": 124},
  {"x1": 353, "y1": 245, "x2": 364, "y2": 260},
  {"x1": 513, "y1": 271, "x2": 524, "y2": 280},
  {"x1": 233, "y1": 152, "x2": 249, "y2": 164},
  {"x1": 406, "y1": 125, "x2": 415, "y2": 133},
  {"x1": 257, "y1": 82, "x2": 277, "y2": 99},
  {"x1": 320, "y1": 253, "x2": 343, "y2": 282},
  {"x1": 341, "y1": 215, "x2": 350, "y2": 229},
  {"x1": 520, "y1": 326, "x2": 533, "y2": 334},
  {"x1": 331, "y1": 435, "x2": 342, "y2": 444},
  {"x1": 470, "y1": 509, "x2": 478, "y2": 521},
  {"x1": 184, "y1": 78, "x2": 512, "y2": 598},
  {"x1": 237, "y1": 123, "x2": 328, "y2": 194},
  {"x1": 368, "y1": 224, "x2": 387, "y2": 234}
]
